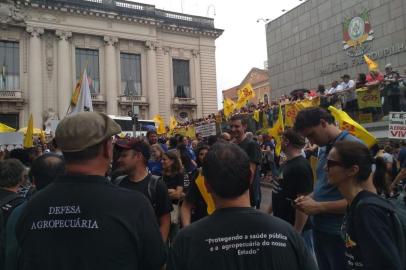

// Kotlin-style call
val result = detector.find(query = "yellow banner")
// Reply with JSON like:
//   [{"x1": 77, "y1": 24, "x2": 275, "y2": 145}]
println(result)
[{"x1": 356, "y1": 87, "x2": 381, "y2": 109}]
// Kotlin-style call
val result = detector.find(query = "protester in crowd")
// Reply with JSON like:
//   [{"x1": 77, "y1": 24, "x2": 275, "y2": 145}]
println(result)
[
  {"x1": 180, "y1": 145, "x2": 210, "y2": 227},
  {"x1": 260, "y1": 134, "x2": 276, "y2": 179},
  {"x1": 168, "y1": 137, "x2": 178, "y2": 151},
  {"x1": 294, "y1": 107, "x2": 366, "y2": 270},
  {"x1": 270, "y1": 129, "x2": 315, "y2": 258},
  {"x1": 391, "y1": 140, "x2": 406, "y2": 193},
  {"x1": 0, "y1": 159, "x2": 26, "y2": 221},
  {"x1": 0, "y1": 159, "x2": 26, "y2": 266},
  {"x1": 5, "y1": 153, "x2": 65, "y2": 270},
  {"x1": 169, "y1": 143, "x2": 317, "y2": 270},
  {"x1": 15, "y1": 112, "x2": 166, "y2": 269},
  {"x1": 366, "y1": 69, "x2": 384, "y2": 84},
  {"x1": 340, "y1": 74, "x2": 357, "y2": 116},
  {"x1": 383, "y1": 63, "x2": 401, "y2": 113},
  {"x1": 327, "y1": 141, "x2": 402, "y2": 270},
  {"x1": 115, "y1": 139, "x2": 171, "y2": 242},
  {"x1": 327, "y1": 80, "x2": 343, "y2": 95},
  {"x1": 177, "y1": 144, "x2": 197, "y2": 192},
  {"x1": 229, "y1": 114, "x2": 262, "y2": 209},
  {"x1": 147, "y1": 130, "x2": 168, "y2": 152},
  {"x1": 178, "y1": 135, "x2": 196, "y2": 161},
  {"x1": 148, "y1": 143, "x2": 164, "y2": 176},
  {"x1": 162, "y1": 150, "x2": 184, "y2": 241},
  {"x1": 356, "y1": 73, "x2": 367, "y2": 88}
]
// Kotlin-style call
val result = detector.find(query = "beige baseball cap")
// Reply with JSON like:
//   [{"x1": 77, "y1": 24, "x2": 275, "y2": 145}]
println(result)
[{"x1": 55, "y1": 112, "x2": 121, "y2": 152}]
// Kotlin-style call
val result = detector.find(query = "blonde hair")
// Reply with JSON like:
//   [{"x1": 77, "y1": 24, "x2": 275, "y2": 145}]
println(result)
[{"x1": 151, "y1": 143, "x2": 164, "y2": 160}]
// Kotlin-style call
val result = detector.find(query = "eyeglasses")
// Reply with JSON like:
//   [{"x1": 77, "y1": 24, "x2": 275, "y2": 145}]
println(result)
[{"x1": 326, "y1": 159, "x2": 346, "y2": 170}]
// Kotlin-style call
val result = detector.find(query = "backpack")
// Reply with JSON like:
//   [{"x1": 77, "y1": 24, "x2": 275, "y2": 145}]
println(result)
[
  {"x1": 113, "y1": 174, "x2": 161, "y2": 211},
  {"x1": 356, "y1": 195, "x2": 406, "y2": 270},
  {"x1": 0, "y1": 193, "x2": 22, "y2": 267}
]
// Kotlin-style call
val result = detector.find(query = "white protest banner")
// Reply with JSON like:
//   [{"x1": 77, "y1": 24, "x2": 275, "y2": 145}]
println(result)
[
  {"x1": 0, "y1": 132, "x2": 24, "y2": 147},
  {"x1": 195, "y1": 122, "x2": 216, "y2": 137},
  {"x1": 388, "y1": 112, "x2": 406, "y2": 139}
]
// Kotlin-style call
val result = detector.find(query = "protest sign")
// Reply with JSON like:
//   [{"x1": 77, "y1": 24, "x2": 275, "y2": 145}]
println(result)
[
  {"x1": 356, "y1": 87, "x2": 381, "y2": 109},
  {"x1": 389, "y1": 112, "x2": 406, "y2": 139},
  {"x1": 195, "y1": 122, "x2": 216, "y2": 137}
]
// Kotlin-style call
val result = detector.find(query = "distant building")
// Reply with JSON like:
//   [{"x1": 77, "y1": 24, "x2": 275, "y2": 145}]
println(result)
[
  {"x1": 0, "y1": 0, "x2": 223, "y2": 129},
  {"x1": 266, "y1": 0, "x2": 406, "y2": 98},
  {"x1": 222, "y1": 68, "x2": 271, "y2": 105}
]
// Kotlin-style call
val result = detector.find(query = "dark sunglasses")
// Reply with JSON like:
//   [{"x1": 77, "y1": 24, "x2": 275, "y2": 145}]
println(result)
[{"x1": 326, "y1": 159, "x2": 346, "y2": 170}]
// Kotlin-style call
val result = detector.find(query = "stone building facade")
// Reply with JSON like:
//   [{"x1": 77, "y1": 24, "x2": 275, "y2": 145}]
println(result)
[
  {"x1": 0, "y1": 0, "x2": 222, "y2": 129},
  {"x1": 266, "y1": 0, "x2": 406, "y2": 98}
]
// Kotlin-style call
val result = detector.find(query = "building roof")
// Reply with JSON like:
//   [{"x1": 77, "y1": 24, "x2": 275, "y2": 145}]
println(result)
[
  {"x1": 27, "y1": 0, "x2": 223, "y2": 37},
  {"x1": 222, "y1": 67, "x2": 270, "y2": 99}
]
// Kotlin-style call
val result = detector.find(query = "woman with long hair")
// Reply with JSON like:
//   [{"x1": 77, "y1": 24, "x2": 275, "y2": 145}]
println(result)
[
  {"x1": 162, "y1": 150, "x2": 184, "y2": 202},
  {"x1": 326, "y1": 140, "x2": 401, "y2": 270},
  {"x1": 148, "y1": 143, "x2": 164, "y2": 176}
]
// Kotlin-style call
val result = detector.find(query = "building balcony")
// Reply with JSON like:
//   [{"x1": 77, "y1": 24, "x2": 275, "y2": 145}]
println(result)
[
  {"x1": 91, "y1": 93, "x2": 106, "y2": 105},
  {"x1": 118, "y1": 95, "x2": 148, "y2": 105},
  {"x1": 172, "y1": 97, "x2": 197, "y2": 108},
  {"x1": 0, "y1": 90, "x2": 24, "y2": 109}
]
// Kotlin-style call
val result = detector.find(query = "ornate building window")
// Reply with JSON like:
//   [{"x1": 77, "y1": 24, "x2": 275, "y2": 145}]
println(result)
[
  {"x1": 120, "y1": 53, "x2": 142, "y2": 96},
  {"x1": 75, "y1": 48, "x2": 100, "y2": 94},
  {"x1": 172, "y1": 59, "x2": 190, "y2": 98},
  {"x1": 0, "y1": 41, "x2": 19, "y2": 91}
]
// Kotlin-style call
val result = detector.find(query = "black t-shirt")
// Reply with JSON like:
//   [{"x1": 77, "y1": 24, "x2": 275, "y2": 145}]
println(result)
[
  {"x1": 168, "y1": 207, "x2": 317, "y2": 270},
  {"x1": 342, "y1": 190, "x2": 402, "y2": 270},
  {"x1": 16, "y1": 175, "x2": 166, "y2": 270},
  {"x1": 118, "y1": 174, "x2": 172, "y2": 218},
  {"x1": 184, "y1": 171, "x2": 207, "y2": 222},
  {"x1": 237, "y1": 138, "x2": 262, "y2": 165},
  {"x1": 163, "y1": 173, "x2": 184, "y2": 189},
  {"x1": 272, "y1": 156, "x2": 313, "y2": 231},
  {"x1": 0, "y1": 189, "x2": 25, "y2": 223}
]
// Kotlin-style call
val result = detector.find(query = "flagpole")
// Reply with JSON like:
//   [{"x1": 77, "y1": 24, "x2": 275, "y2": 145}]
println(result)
[{"x1": 66, "y1": 62, "x2": 90, "y2": 117}]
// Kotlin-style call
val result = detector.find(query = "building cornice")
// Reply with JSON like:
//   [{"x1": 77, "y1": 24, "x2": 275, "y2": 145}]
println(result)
[{"x1": 22, "y1": 0, "x2": 223, "y2": 38}]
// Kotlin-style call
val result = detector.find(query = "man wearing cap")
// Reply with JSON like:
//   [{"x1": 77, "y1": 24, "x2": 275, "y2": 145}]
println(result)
[
  {"x1": 115, "y1": 139, "x2": 172, "y2": 242},
  {"x1": 16, "y1": 112, "x2": 166, "y2": 270}
]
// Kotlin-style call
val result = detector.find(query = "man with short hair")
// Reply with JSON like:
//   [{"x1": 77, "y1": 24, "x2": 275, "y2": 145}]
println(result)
[
  {"x1": 271, "y1": 128, "x2": 315, "y2": 257},
  {"x1": 0, "y1": 159, "x2": 26, "y2": 267},
  {"x1": 115, "y1": 139, "x2": 171, "y2": 242},
  {"x1": 168, "y1": 143, "x2": 317, "y2": 270},
  {"x1": 5, "y1": 153, "x2": 66, "y2": 270},
  {"x1": 229, "y1": 114, "x2": 262, "y2": 208},
  {"x1": 340, "y1": 74, "x2": 357, "y2": 115},
  {"x1": 16, "y1": 112, "x2": 165, "y2": 270},
  {"x1": 147, "y1": 130, "x2": 168, "y2": 152},
  {"x1": 384, "y1": 63, "x2": 400, "y2": 113},
  {"x1": 293, "y1": 107, "x2": 362, "y2": 270}
]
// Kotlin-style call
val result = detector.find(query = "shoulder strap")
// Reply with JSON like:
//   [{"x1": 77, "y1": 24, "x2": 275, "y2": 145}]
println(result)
[
  {"x1": 112, "y1": 175, "x2": 127, "y2": 186},
  {"x1": 147, "y1": 175, "x2": 161, "y2": 204},
  {"x1": 0, "y1": 193, "x2": 20, "y2": 208}
]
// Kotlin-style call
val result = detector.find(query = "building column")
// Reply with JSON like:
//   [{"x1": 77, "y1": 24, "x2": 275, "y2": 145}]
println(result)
[
  {"x1": 104, "y1": 36, "x2": 119, "y2": 115},
  {"x1": 26, "y1": 26, "x2": 44, "y2": 128},
  {"x1": 145, "y1": 41, "x2": 159, "y2": 118},
  {"x1": 56, "y1": 30, "x2": 72, "y2": 119},
  {"x1": 192, "y1": 49, "x2": 202, "y2": 118}
]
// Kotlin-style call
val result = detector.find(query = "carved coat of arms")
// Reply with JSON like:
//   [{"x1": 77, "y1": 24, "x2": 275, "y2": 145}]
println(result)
[{"x1": 342, "y1": 9, "x2": 374, "y2": 57}]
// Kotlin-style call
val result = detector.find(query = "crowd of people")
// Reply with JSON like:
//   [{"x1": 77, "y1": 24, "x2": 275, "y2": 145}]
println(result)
[{"x1": 0, "y1": 108, "x2": 405, "y2": 270}]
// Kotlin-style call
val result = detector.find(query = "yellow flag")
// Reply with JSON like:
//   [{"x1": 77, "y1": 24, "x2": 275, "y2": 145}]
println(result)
[
  {"x1": 223, "y1": 98, "x2": 235, "y2": 118},
  {"x1": 236, "y1": 83, "x2": 255, "y2": 109},
  {"x1": 269, "y1": 105, "x2": 284, "y2": 156},
  {"x1": 296, "y1": 97, "x2": 320, "y2": 110},
  {"x1": 186, "y1": 126, "x2": 196, "y2": 139},
  {"x1": 253, "y1": 110, "x2": 260, "y2": 122},
  {"x1": 23, "y1": 114, "x2": 34, "y2": 148},
  {"x1": 169, "y1": 116, "x2": 178, "y2": 131},
  {"x1": 195, "y1": 172, "x2": 215, "y2": 215},
  {"x1": 0, "y1": 122, "x2": 15, "y2": 133},
  {"x1": 152, "y1": 114, "x2": 166, "y2": 135},
  {"x1": 363, "y1": 55, "x2": 378, "y2": 71},
  {"x1": 71, "y1": 75, "x2": 83, "y2": 106},
  {"x1": 328, "y1": 106, "x2": 377, "y2": 148},
  {"x1": 284, "y1": 103, "x2": 298, "y2": 128}
]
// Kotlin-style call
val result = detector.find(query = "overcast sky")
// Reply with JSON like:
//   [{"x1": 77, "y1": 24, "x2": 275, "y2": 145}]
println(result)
[{"x1": 133, "y1": 0, "x2": 304, "y2": 108}]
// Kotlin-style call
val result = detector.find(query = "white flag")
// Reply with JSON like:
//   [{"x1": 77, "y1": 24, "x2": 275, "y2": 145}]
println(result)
[{"x1": 70, "y1": 68, "x2": 93, "y2": 114}]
